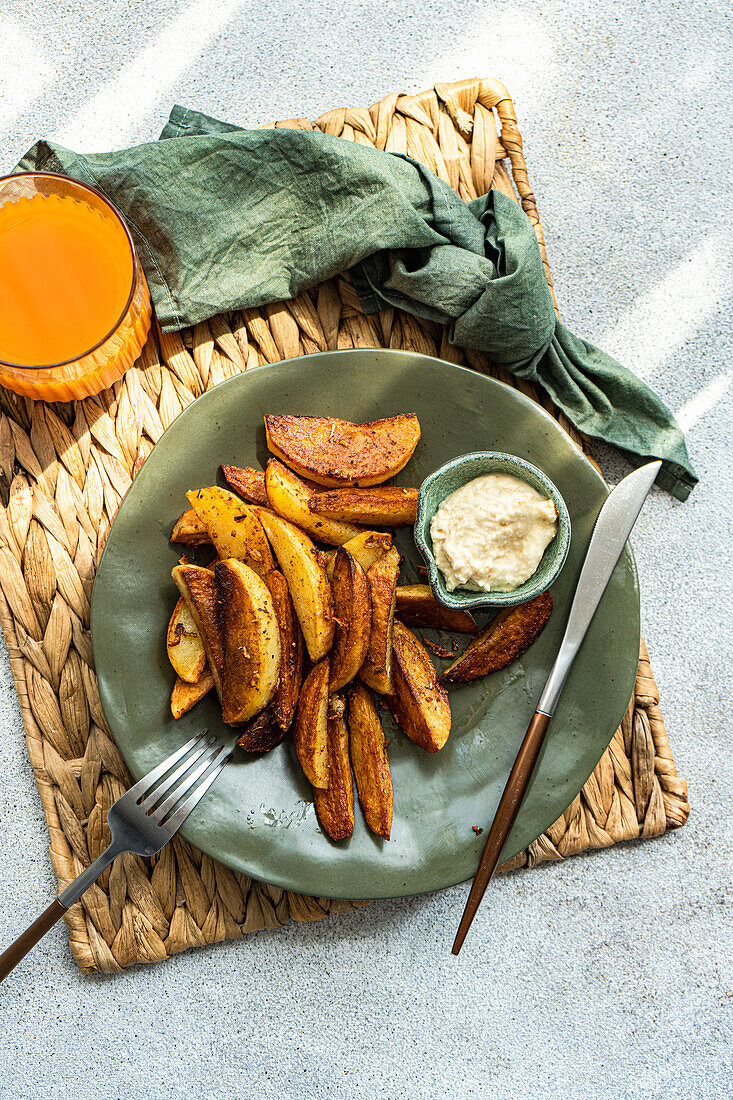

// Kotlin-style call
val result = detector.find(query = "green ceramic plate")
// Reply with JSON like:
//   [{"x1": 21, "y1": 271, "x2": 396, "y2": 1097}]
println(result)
[{"x1": 92, "y1": 349, "x2": 640, "y2": 900}]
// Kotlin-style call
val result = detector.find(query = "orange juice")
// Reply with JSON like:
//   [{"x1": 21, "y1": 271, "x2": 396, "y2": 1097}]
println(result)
[{"x1": 0, "y1": 173, "x2": 151, "y2": 401}]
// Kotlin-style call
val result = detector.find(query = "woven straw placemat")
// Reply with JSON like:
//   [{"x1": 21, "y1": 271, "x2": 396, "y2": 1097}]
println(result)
[{"x1": 0, "y1": 77, "x2": 689, "y2": 973}]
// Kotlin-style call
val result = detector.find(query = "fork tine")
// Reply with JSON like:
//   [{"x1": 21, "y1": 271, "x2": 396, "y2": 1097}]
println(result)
[
  {"x1": 149, "y1": 743, "x2": 226, "y2": 824},
  {"x1": 125, "y1": 730, "x2": 208, "y2": 803},
  {"x1": 137, "y1": 735, "x2": 216, "y2": 812},
  {"x1": 161, "y1": 748, "x2": 234, "y2": 833}
]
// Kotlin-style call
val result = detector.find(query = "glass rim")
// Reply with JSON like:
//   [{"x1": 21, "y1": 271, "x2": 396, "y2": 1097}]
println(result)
[{"x1": 0, "y1": 170, "x2": 140, "y2": 372}]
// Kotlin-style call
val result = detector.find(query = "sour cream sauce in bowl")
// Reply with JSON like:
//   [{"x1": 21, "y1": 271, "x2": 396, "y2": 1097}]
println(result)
[
  {"x1": 430, "y1": 473, "x2": 558, "y2": 593},
  {"x1": 413, "y1": 451, "x2": 571, "y2": 612}
]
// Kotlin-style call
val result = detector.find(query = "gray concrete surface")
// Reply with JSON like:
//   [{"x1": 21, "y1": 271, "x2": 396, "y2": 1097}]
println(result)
[{"x1": 0, "y1": 2, "x2": 731, "y2": 1097}]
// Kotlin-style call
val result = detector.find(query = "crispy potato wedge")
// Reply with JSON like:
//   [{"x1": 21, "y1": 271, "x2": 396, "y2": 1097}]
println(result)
[
  {"x1": 170, "y1": 667, "x2": 214, "y2": 719},
  {"x1": 265, "y1": 413, "x2": 421, "y2": 487},
  {"x1": 171, "y1": 508, "x2": 211, "y2": 547},
  {"x1": 187, "y1": 486, "x2": 275, "y2": 577},
  {"x1": 388, "y1": 620, "x2": 451, "y2": 752},
  {"x1": 166, "y1": 597, "x2": 207, "y2": 683},
  {"x1": 359, "y1": 546, "x2": 401, "y2": 694},
  {"x1": 265, "y1": 458, "x2": 363, "y2": 545},
  {"x1": 313, "y1": 695, "x2": 354, "y2": 841},
  {"x1": 310, "y1": 486, "x2": 418, "y2": 526},
  {"x1": 324, "y1": 530, "x2": 393, "y2": 579},
  {"x1": 395, "y1": 585, "x2": 478, "y2": 634},
  {"x1": 329, "y1": 548, "x2": 371, "y2": 691},
  {"x1": 172, "y1": 564, "x2": 224, "y2": 700},
  {"x1": 215, "y1": 559, "x2": 281, "y2": 725},
  {"x1": 236, "y1": 706, "x2": 287, "y2": 752},
  {"x1": 265, "y1": 568, "x2": 304, "y2": 731},
  {"x1": 348, "y1": 682, "x2": 393, "y2": 840},
  {"x1": 293, "y1": 659, "x2": 330, "y2": 788},
  {"x1": 257, "y1": 509, "x2": 335, "y2": 661},
  {"x1": 442, "y1": 592, "x2": 553, "y2": 682},
  {"x1": 221, "y1": 464, "x2": 268, "y2": 506}
]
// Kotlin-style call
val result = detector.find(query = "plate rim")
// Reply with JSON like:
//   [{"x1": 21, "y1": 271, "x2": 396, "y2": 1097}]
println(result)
[{"x1": 91, "y1": 348, "x2": 639, "y2": 899}]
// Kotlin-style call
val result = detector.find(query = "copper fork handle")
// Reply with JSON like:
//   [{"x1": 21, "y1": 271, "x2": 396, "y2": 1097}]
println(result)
[{"x1": 0, "y1": 898, "x2": 68, "y2": 983}]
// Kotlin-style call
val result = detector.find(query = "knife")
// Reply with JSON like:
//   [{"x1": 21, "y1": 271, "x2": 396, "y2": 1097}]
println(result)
[{"x1": 452, "y1": 460, "x2": 662, "y2": 955}]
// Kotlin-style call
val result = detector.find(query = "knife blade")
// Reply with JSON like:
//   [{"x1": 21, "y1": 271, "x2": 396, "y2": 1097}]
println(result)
[
  {"x1": 452, "y1": 460, "x2": 661, "y2": 954},
  {"x1": 536, "y1": 459, "x2": 662, "y2": 716}
]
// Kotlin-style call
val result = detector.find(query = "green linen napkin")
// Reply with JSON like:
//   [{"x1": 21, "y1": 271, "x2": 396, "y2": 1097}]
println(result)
[{"x1": 16, "y1": 105, "x2": 696, "y2": 500}]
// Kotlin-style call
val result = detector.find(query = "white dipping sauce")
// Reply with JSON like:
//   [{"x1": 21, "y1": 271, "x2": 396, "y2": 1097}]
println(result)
[{"x1": 430, "y1": 473, "x2": 558, "y2": 592}]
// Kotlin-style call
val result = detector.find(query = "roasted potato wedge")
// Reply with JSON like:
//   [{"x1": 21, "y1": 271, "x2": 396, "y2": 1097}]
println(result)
[
  {"x1": 170, "y1": 667, "x2": 214, "y2": 718},
  {"x1": 171, "y1": 508, "x2": 211, "y2": 547},
  {"x1": 265, "y1": 458, "x2": 363, "y2": 545},
  {"x1": 359, "y1": 546, "x2": 401, "y2": 694},
  {"x1": 348, "y1": 683, "x2": 393, "y2": 840},
  {"x1": 215, "y1": 559, "x2": 281, "y2": 725},
  {"x1": 389, "y1": 620, "x2": 451, "y2": 752},
  {"x1": 236, "y1": 706, "x2": 287, "y2": 752},
  {"x1": 257, "y1": 509, "x2": 335, "y2": 661},
  {"x1": 443, "y1": 592, "x2": 553, "y2": 682},
  {"x1": 265, "y1": 413, "x2": 421, "y2": 487},
  {"x1": 221, "y1": 463, "x2": 268, "y2": 506},
  {"x1": 166, "y1": 597, "x2": 207, "y2": 683},
  {"x1": 313, "y1": 696, "x2": 354, "y2": 841},
  {"x1": 310, "y1": 486, "x2": 418, "y2": 526},
  {"x1": 329, "y1": 547, "x2": 371, "y2": 691},
  {"x1": 172, "y1": 564, "x2": 224, "y2": 700},
  {"x1": 265, "y1": 568, "x2": 304, "y2": 731},
  {"x1": 187, "y1": 486, "x2": 275, "y2": 577},
  {"x1": 395, "y1": 585, "x2": 478, "y2": 634},
  {"x1": 293, "y1": 659, "x2": 330, "y2": 788},
  {"x1": 323, "y1": 530, "x2": 392, "y2": 579}
]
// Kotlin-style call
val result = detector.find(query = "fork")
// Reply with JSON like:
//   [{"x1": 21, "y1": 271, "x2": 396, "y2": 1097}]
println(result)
[{"x1": 0, "y1": 730, "x2": 232, "y2": 982}]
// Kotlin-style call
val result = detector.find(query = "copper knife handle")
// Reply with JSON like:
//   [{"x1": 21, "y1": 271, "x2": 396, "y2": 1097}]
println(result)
[
  {"x1": 0, "y1": 898, "x2": 68, "y2": 983},
  {"x1": 452, "y1": 711, "x2": 552, "y2": 955}
]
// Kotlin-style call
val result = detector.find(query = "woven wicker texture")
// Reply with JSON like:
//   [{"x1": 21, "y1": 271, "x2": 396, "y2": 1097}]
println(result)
[{"x1": 0, "y1": 78, "x2": 689, "y2": 973}]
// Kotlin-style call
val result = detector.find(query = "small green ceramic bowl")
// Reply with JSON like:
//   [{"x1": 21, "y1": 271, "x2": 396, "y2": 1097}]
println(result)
[{"x1": 414, "y1": 451, "x2": 571, "y2": 611}]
